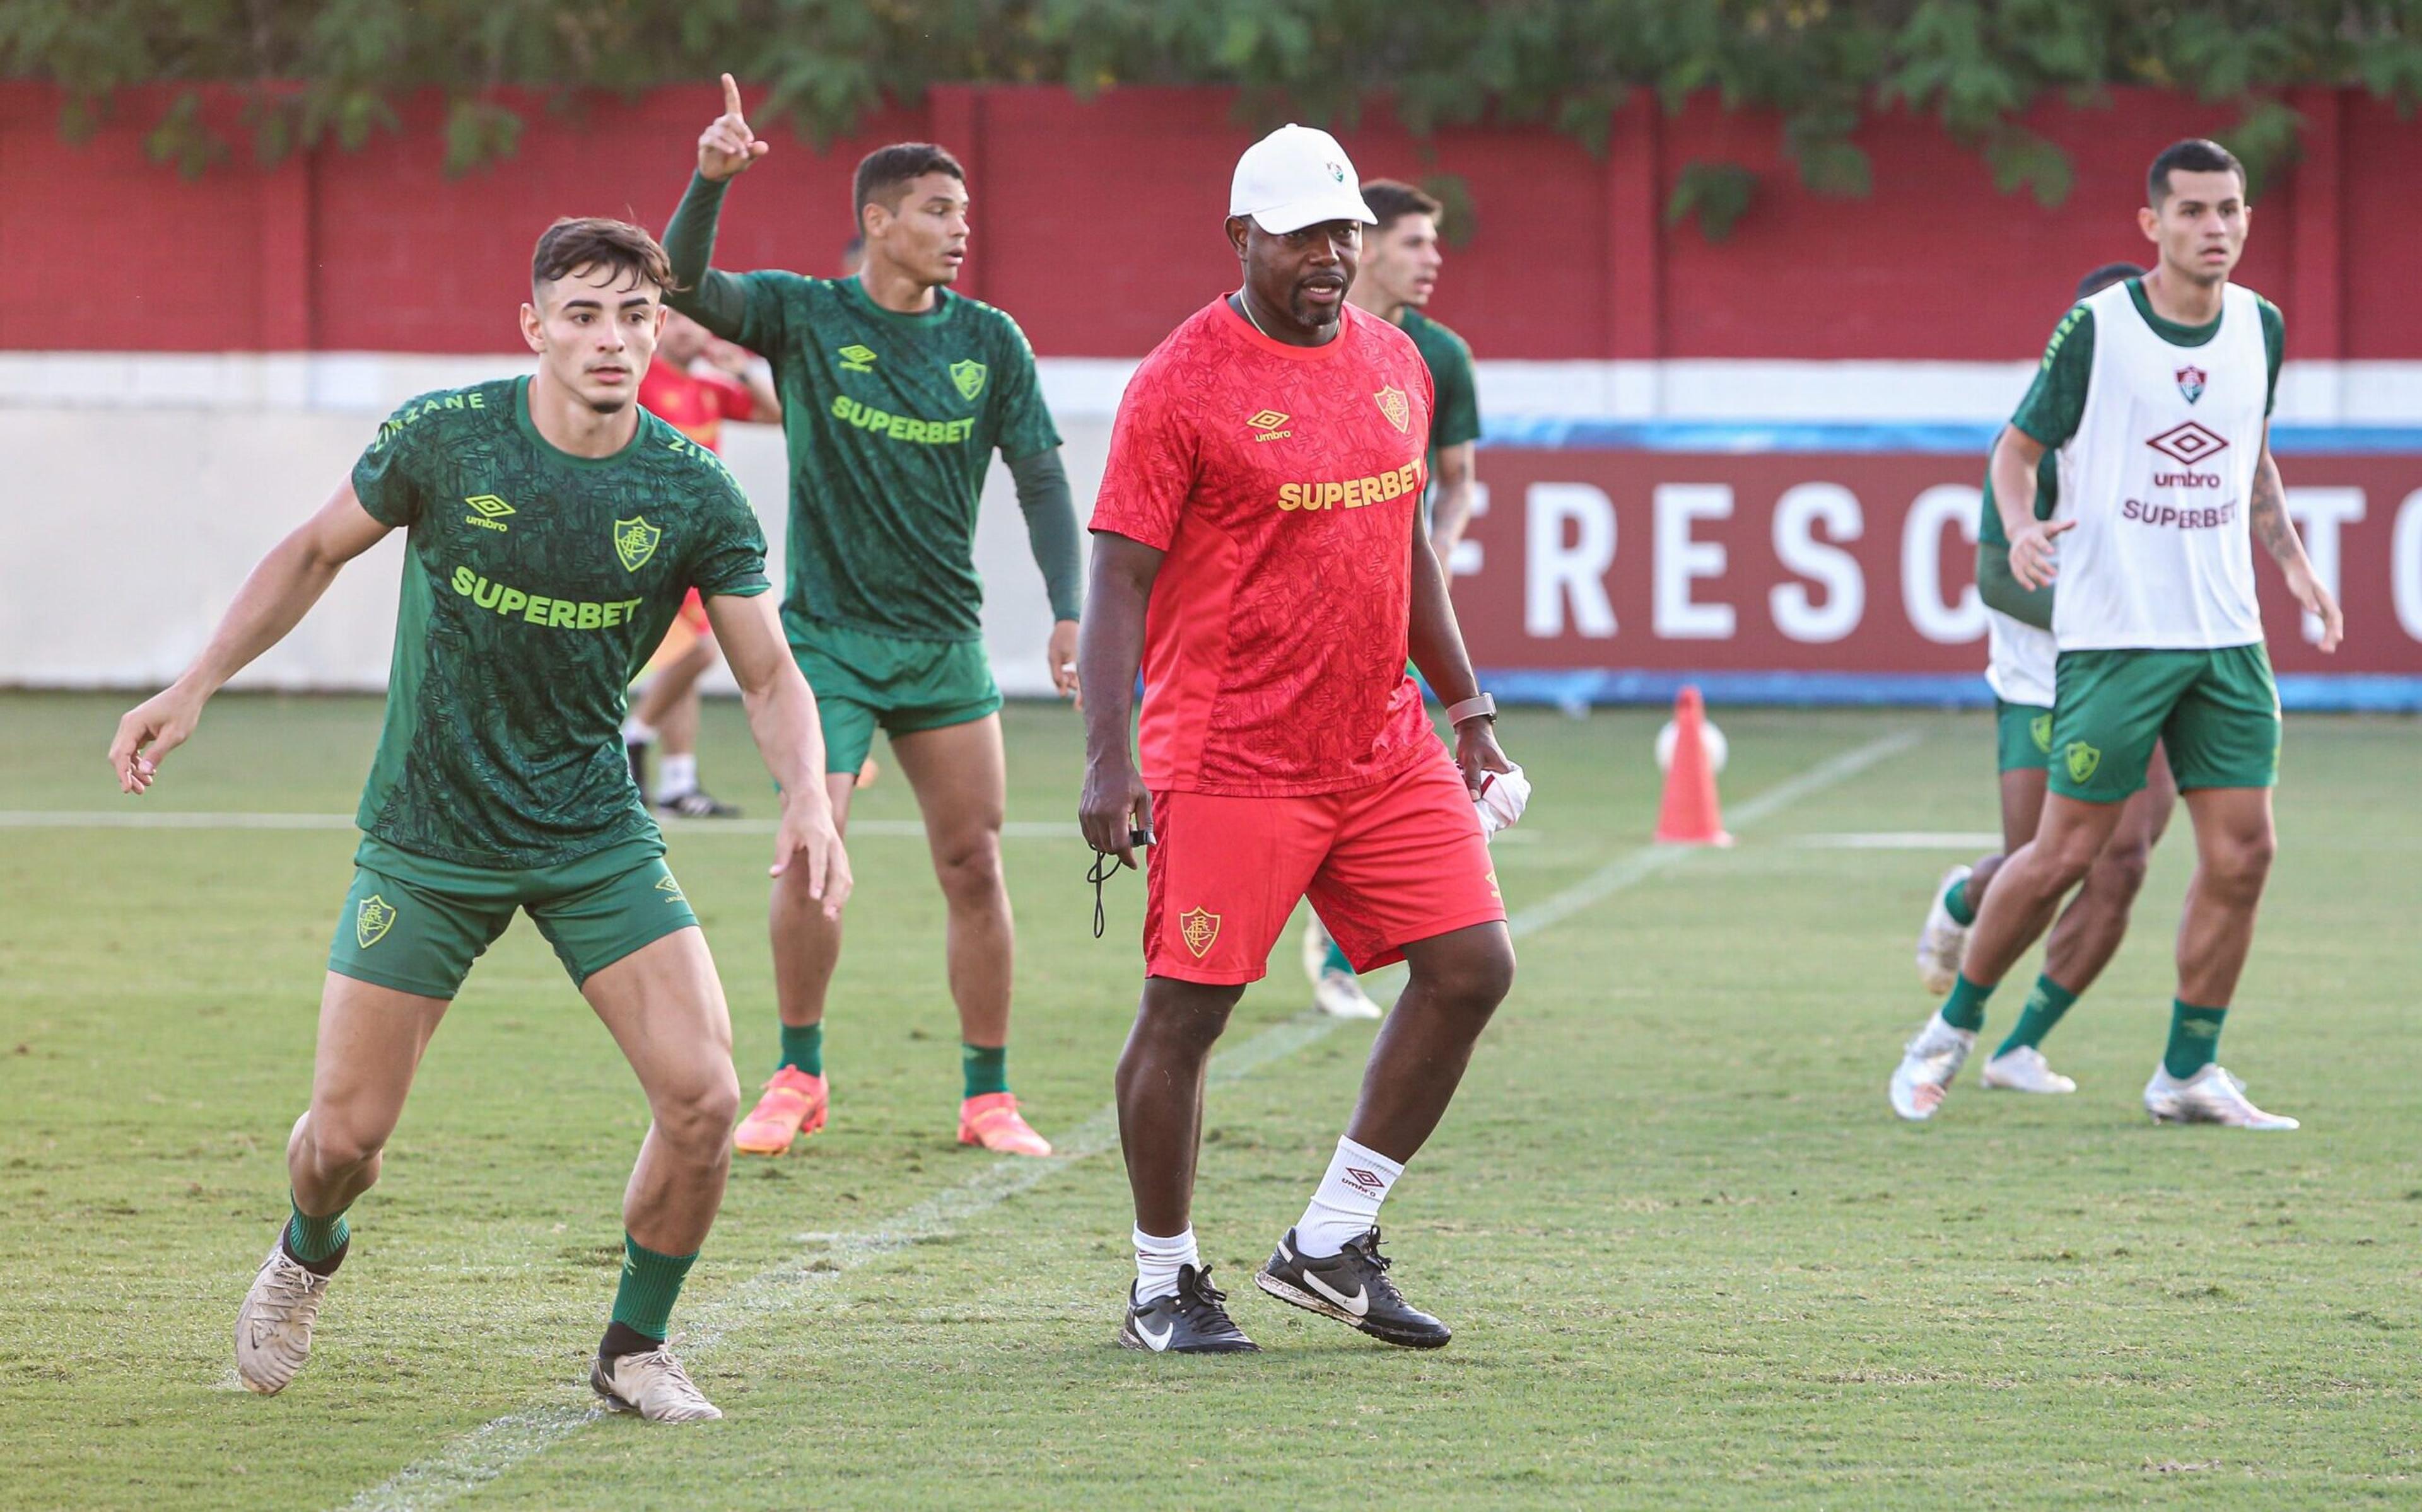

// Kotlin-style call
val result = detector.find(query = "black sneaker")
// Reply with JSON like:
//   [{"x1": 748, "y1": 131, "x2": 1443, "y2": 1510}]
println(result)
[
  {"x1": 1254, "y1": 1226, "x2": 1451, "y2": 1349},
  {"x1": 1118, "y1": 1263, "x2": 1259, "y2": 1354},
  {"x1": 658, "y1": 788, "x2": 742, "y2": 818}
]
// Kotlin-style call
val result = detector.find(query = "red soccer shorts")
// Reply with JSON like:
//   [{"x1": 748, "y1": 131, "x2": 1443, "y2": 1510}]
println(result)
[
  {"x1": 677, "y1": 586, "x2": 712, "y2": 637},
  {"x1": 1143, "y1": 751, "x2": 1506, "y2": 984}
]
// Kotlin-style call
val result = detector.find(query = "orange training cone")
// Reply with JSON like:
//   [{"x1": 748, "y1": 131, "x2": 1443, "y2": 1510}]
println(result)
[{"x1": 1654, "y1": 685, "x2": 1733, "y2": 846}]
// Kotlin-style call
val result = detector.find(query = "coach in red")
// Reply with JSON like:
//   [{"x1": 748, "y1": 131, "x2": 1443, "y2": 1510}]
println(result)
[{"x1": 1079, "y1": 125, "x2": 1518, "y2": 1356}]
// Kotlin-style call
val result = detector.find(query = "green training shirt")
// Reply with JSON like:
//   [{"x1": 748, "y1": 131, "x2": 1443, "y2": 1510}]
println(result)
[
  {"x1": 1398, "y1": 306, "x2": 1481, "y2": 457},
  {"x1": 350, "y1": 376, "x2": 770, "y2": 868},
  {"x1": 664, "y1": 178, "x2": 1065, "y2": 644},
  {"x1": 1976, "y1": 449, "x2": 2060, "y2": 629},
  {"x1": 2010, "y1": 278, "x2": 2285, "y2": 450}
]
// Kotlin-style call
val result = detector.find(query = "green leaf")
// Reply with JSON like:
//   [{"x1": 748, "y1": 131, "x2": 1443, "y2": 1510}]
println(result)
[{"x1": 1666, "y1": 159, "x2": 1757, "y2": 242}]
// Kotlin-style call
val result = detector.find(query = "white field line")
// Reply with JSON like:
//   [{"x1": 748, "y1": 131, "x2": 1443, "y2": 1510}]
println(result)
[
  {"x1": 1794, "y1": 830, "x2": 2001, "y2": 850},
  {"x1": 334, "y1": 728, "x2": 1921, "y2": 1512}
]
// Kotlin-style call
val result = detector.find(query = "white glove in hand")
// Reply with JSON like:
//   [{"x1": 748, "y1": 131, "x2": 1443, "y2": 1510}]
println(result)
[{"x1": 1474, "y1": 763, "x2": 1530, "y2": 839}]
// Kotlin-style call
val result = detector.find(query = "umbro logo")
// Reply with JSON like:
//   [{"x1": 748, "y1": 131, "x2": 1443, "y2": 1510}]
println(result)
[
  {"x1": 838, "y1": 344, "x2": 877, "y2": 373},
  {"x1": 1341, "y1": 1166, "x2": 1388, "y2": 1196},
  {"x1": 462, "y1": 494, "x2": 514, "y2": 532},
  {"x1": 2146, "y1": 422, "x2": 2228, "y2": 467},
  {"x1": 1248, "y1": 409, "x2": 1292, "y2": 442}
]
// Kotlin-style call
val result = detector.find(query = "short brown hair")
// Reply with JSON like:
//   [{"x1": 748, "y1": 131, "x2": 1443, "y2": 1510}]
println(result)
[
  {"x1": 1360, "y1": 179, "x2": 1442, "y2": 233},
  {"x1": 855, "y1": 143, "x2": 966, "y2": 221},
  {"x1": 530, "y1": 218, "x2": 677, "y2": 294}
]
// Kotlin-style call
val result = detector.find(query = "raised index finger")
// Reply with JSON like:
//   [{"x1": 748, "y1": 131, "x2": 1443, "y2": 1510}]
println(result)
[{"x1": 722, "y1": 73, "x2": 743, "y2": 119}]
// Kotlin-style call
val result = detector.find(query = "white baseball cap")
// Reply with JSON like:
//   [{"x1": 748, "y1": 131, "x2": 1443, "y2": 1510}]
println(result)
[{"x1": 1230, "y1": 124, "x2": 1375, "y2": 235}]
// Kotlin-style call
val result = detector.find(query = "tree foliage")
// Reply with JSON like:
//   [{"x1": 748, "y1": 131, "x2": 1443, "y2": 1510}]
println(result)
[{"x1": 5, "y1": 1, "x2": 2419, "y2": 233}]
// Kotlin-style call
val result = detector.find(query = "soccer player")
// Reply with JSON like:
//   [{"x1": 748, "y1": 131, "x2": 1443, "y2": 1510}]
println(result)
[
  {"x1": 1909, "y1": 261, "x2": 2182, "y2": 1098},
  {"x1": 662, "y1": 78, "x2": 1083, "y2": 1157},
  {"x1": 107, "y1": 219, "x2": 851, "y2": 1420},
  {"x1": 1298, "y1": 177, "x2": 1488, "y2": 1021},
  {"x1": 625, "y1": 308, "x2": 783, "y2": 817},
  {"x1": 1080, "y1": 125, "x2": 1517, "y2": 1353},
  {"x1": 1890, "y1": 140, "x2": 2343, "y2": 1129}
]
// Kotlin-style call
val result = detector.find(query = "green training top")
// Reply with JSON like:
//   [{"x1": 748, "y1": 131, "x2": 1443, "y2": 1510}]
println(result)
[
  {"x1": 1975, "y1": 450, "x2": 2059, "y2": 629},
  {"x1": 2011, "y1": 278, "x2": 2285, "y2": 449},
  {"x1": 664, "y1": 174, "x2": 1067, "y2": 644},
  {"x1": 1398, "y1": 306, "x2": 1481, "y2": 456},
  {"x1": 350, "y1": 376, "x2": 770, "y2": 868}
]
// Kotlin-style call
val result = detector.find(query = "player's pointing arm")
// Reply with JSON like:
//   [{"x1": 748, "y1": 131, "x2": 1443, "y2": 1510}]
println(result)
[
  {"x1": 662, "y1": 74, "x2": 774, "y2": 346},
  {"x1": 108, "y1": 484, "x2": 392, "y2": 793}
]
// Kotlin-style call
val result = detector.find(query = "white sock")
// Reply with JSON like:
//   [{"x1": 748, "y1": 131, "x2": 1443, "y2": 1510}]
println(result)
[
  {"x1": 1294, "y1": 1136, "x2": 1404, "y2": 1258},
  {"x1": 1132, "y1": 1225, "x2": 1199, "y2": 1303},
  {"x1": 655, "y1": 753, "x2": 698, "y2": 800},
  {"x1": 622, "y1": 717, "x2": 657, "y2": 746}
]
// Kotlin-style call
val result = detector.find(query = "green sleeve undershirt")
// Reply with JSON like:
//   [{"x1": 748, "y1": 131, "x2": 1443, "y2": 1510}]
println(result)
[
  {"x1": 661, "y1": 173, "x2": 752, "y2": 342},
  {"x1": 1007, "y1": 448, "x2": 1082, "y2": 622}
]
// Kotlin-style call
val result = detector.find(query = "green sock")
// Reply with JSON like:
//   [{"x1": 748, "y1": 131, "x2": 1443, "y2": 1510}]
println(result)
[
  {"x1": 778, "y1": 1021, "x2": 823, "y2": 1078},
  {"x1": 610, "y1": 1235, "x2": 698, "y2": 1340},
  {"x1": 962, "y1": 1042, "x2": 1009, "y2": 1099},
  {"x1": 2163, "y1": 999, "x2": 2228, "y2": 1079},
  {"x1": 1939, "y1": 973, "x2": 1995, "y2": 1033},
  {"x1": 1942, "y1": 876, "x2": 1977, "y2": 928},
  {"x1": 1995, "y1": 974, "x2": 2080, "y2": 1058},
  {"x1": 284, "y1": 1198, "x2": 350, "y2": 1264},
  {"x1": 1320, "y1": 936, "x2": 1355, "y2": 977}
]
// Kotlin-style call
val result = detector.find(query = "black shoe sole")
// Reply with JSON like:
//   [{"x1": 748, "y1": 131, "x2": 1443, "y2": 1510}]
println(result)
[
  {"x1": 1116, "y1": 1318, "x2": 1260, "y2": 1354},
  {"x1": 1252, "y1": 1270, "x2": 1453, "y2": 1349}
]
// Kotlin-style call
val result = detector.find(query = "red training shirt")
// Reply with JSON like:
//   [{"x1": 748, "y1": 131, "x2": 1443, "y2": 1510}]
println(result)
[
  {"x1": 638, "y1": 361, "x2": 756, "y2": 452},
  {"x1": 1092, "y1": 298, "x2": 1437, "y2": 796}
]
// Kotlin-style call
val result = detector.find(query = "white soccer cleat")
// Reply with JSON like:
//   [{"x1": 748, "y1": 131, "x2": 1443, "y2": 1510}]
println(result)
[
  {"x1": 1979, "y1": 1045, "x2": 2078, "y2": 1094},
  {"x1": 1301, "y1": 914, "x2": 1381, "y2": 1019},
  {"x1": 591, "y1": 1347, "x2": 723, "y2": 1422},
  {"x1": 234, "y1": 1240, "x2": 332, "y2": 1395},
  {"x1": 1914, "y1": 863, "x2": 1973, "y2": 996},
  {"x1": 1313, "y1": 969, "x2": 1383, "y2": 1020},
  {"x1": 1888, "y1": 1014, "x2": 1975, "y2": 1122},
  {"x1": 2144, "y1": 1064, "x2": 2298, "y2": 1131}
]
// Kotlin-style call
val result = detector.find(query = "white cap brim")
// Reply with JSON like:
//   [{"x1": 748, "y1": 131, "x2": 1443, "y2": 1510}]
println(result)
[{"x1": 1244, "y1": 192, "x2": 1376, "y2": 235}]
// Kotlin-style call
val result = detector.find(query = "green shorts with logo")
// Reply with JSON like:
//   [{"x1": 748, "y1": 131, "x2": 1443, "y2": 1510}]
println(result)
[
  {"x1": 1996, "y1": 699, "x2": 2056, "y2": 774},
  {"x1": 791, "y1": 620, "x2": 1002, "y2": 775},
  {"x1": 327, "y1": 834, "x2": 697, "y2": 1000},
  {"x1": 2049, "y1": 644, "x2": 2279, "y2": 804}
]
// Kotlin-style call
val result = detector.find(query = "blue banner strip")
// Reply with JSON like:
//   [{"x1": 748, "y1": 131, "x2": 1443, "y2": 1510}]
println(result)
[
  {"x1": 1479, "y1": 419, "x2": 2422, "y2": 455},
  {"x1": 1476, "y1": 668, "x2": 2422, "y2": 714}
]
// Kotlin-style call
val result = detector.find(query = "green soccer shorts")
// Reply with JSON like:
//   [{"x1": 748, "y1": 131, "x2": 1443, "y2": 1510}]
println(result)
[
  {"x1": 790, "y1": 620, "x2": 1003, "y2": 775},
  {"x1": 1995, "y1": 699, "x2": 2055, "y2": 774},
  {"x1": 327, "y1": 835, "x2": 698, "y2": 999},
  {"x1": 2049, "y1": 644, "x2": 2280, "y2": 804}
]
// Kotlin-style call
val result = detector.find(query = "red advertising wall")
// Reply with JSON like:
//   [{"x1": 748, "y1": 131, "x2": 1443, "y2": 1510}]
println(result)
[
  {"x1": 1456, "y1": 450, "x2": 2422, "y2": 680},
  {"x1": 1, "y1": 82, "x2": 2415, "y2": 361}
]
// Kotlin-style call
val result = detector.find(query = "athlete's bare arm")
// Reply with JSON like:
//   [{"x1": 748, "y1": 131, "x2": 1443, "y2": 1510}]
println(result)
[
  {"x1": 2247, "y1": 426, "x2": 2343, "y2": 651},
  {"x1": 1075, "y1": 532, "x2": 1161, "y2": 869},
  {"x1": 108, "y1": 483, "x2": 393, "y2": 793},
  {"x1": 704, "y1": 590, "x2": 852, "y2": 912},
  {"x1": 1991, "y1": 426, "x2": 2074, "y2": 592},
  {"x1": 1405, "y1": 521, "x2": 1512, "y2": 792},
  {"x1": 1427, "y1": 441, "x2": 1478, "y2": 559}
]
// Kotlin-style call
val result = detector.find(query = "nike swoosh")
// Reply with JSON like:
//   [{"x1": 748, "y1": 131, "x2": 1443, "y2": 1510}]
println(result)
[
  {"x1": 1136, "y1": 1314, "x2": 1174, "y2": 1351},
  {"x1": 1302, "y1": 1270, "x2": 1369, "y2": 1317}
]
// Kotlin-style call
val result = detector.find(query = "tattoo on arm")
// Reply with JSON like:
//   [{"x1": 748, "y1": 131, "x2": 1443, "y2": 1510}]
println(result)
[{"x1": 2247, "y1": 454, "x2": 2301, "y2": 565}]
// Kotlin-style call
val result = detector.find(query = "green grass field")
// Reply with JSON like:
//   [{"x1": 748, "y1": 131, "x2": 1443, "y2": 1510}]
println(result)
[{"x1": 3, "y1": 691, "x2": 2416, "y2": 1509}]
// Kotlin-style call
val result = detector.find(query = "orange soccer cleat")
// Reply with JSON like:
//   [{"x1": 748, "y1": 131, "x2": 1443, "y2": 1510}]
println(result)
[
  {"x1": 734, "y1": 1066, "x2": 828, "y2": 1155},
  {"x1": 957, "y1": 1092, "x2": 1052, "y2": 1157}
]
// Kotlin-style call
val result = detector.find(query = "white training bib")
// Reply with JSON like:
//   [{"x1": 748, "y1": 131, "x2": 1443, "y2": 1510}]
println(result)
[
  {"x1": 2051, "y1": 281, "x2": 2268, "y2": 651},
  {"x1": 1985, "y1": 608, "x2": 2057, "y2": 707}
]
